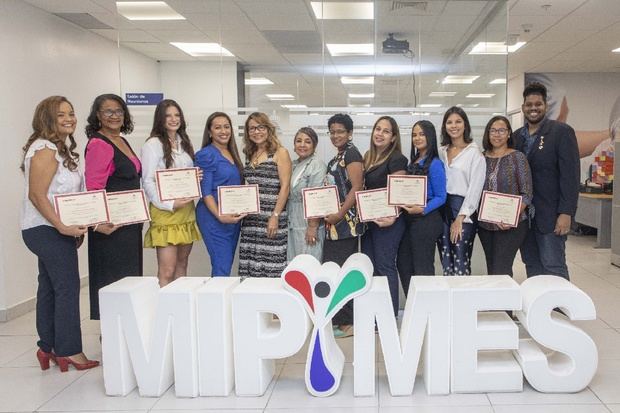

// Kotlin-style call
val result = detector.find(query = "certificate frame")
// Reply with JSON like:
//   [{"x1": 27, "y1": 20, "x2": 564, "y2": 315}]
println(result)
[
  {"x1": 106, "y1": 189, "x2": 151, "y2": 226},
  {"x1": 302, "y1": 185, "x2": 340, "y2": 219},
  {"x1": 217, "y1": 184, "x2": 260, "y2": 215},
  {"x1": 355, "y1": 188, "x2": 398, "y2": 223},
  {"x1": 155, "y1": 167, "x2": 201, "y2": 202},
  {"x1": 478, "y1": 190, "x2": 523, "y2": 228},
  {"x1": 387, "y1": 174, "x2": 427, "y2": 207},
  {"x1": 53, "y1": 189, "x2": 110, "y2": 226}
]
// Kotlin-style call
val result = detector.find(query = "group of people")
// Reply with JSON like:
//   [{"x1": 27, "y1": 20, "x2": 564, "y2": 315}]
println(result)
[{"x1": 20, "y1": 81, "x2": 580, "y2": 370}]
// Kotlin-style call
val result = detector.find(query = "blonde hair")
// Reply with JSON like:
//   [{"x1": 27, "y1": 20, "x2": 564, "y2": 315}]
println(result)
[
  {"x1": 243, "y1": 112, "x2": 282, "y2": 160},
  {"x1": 21, "y1": 96, "x2": 79, "y2": 172},
  {"x1": 363, "y1": 116, "x2": 402, "y2": 169}
]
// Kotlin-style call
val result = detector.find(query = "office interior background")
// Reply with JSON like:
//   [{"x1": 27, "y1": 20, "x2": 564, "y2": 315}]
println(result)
[{"x1": 2, "y1": 0, "x2": 620, "y2": 412}]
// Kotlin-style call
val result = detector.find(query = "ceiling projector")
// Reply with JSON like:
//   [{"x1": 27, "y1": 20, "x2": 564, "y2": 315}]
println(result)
[{"x1": 382, "y1": 33, "x2": 410, "y2": 54}]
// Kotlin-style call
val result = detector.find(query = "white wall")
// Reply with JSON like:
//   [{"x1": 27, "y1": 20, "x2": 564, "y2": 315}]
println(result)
[{"x1": 0, "y1": 0, "x2": 159, "y2": 317}]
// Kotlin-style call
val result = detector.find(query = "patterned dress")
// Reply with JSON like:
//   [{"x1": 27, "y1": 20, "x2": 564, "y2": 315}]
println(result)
[{"x1": 238, "y1": 154, "x2": 288, "y2": 277}]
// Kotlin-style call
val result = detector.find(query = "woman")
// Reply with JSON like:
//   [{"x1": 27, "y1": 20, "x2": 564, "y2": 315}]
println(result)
[
  {"x1": 141, "y1": 99, "x2": 201, "y2": 287},
  {"x1": 287, "y1": 127, "x2": 327, "y2": 262},
  {"x1": 20, "y1": 96, "x2": 98, "y2": 371},
  {"x1": 397, "y1": 120, "x2": 447, "y2": 294},
  {"x1": 195, "y1": 112, "x2": 245, "y2": 276},
  {"x1": 84, "y1": 94, "x2": 142, "y2": 320},
  {"x1": 437, "y1": 107, "x2": 485, "y2": 276},
  {"x1": 324, "y1": 113, "x2": 364, "y2": 338},
  {"x1": 239, "y1": 112, "x2": 291, "y2": 277},
  {"x1": 361, "y1": 116, "x2": 407, "y2": 317},
  {"x1": 478, "y1": 116, "x2": 533, "y2": 276}
]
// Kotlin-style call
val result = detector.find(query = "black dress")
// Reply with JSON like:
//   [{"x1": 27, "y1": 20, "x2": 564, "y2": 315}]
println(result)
[{"x1": 86, "y1": 132, "x2": 143, "y2": 320}]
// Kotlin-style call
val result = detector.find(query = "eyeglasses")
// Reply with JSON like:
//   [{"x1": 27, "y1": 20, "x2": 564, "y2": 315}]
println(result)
[
  {"x1": 374, "y1": 127, "x2": 393, "y2": 136},
  {"x1": 248, "y1": 125, "x2": 267, "y2": 133},
  {"x1": 489, "y1": 128, "x2": 509, "y2": 135},
  {"x1": 328, "y1": 129, "x2": 348, "y2": 136},
  {"x1": 99, "y1": 109, "x2": 124, "y2": 118}
]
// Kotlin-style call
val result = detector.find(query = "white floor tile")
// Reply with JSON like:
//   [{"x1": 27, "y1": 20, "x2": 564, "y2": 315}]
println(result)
[
  {"x1": 493, "y1": 404, "x2": 609, "y2": 413},
  {"x1": 38, "y1": 369, "x2": 159, "y2": 412},
  {"x1": 0, "y1": 367, "x2": 86, "y2": 412},
  {"x1": 487, "y1": 381, "x2": 601, "y2": 405},
  {"x1": 265, "y1": 408, "x2": 377, "y2": 413},
  {"x1": 0, "y1": 335, "x2": 37, "y2": 366},
  {"x1": 607, "y1": 405, "x2": 620, "y2": 413},
  {"x1": 585, "y1": 328, "x2": 620, "y2": 359},
  {"x1": 588, "y1": 359, "x2": 620, "y2": 404},
  {"x1": 0, "y1": 312, "x2": 37, "y2": 336},
  {"x1": 267, "y1": 363, "x2": 378, "y2": 409},
  {"x1": 377, "y1": 407, "x2": 493, "y2": 413}
]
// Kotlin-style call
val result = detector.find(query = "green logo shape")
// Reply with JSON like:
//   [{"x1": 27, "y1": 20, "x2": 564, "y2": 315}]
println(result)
[{"x1": 326, "y1": 269, "x2": 367, "y2": 315}]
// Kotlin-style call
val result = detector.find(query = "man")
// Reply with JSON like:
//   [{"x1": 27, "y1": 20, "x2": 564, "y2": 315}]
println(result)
[{"x1": 513, "y1": 82, "x2": 580, "y2": 279}]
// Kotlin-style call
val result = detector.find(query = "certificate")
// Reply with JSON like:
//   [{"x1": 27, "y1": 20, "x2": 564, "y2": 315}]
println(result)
[
  {"x1": 387, "y1": 174, "x2": 427, "y2": 206},
  {"x1": 106, "y1": 189, "x2": 150, "y2": 226},
  {"x1": 355, "y1": 188, "x2": 398, "y2": 222},
  {"x1": 156, "y1": 167, "x2": 201, "y2": 201},
  {"x1": 302, "y1": 185, "x2": 340, "y2": 219},
  {"x1": 217, "y1": 184, "x2": 260, "y2": 215},
  {"x1": 478, "y1": 191, "x2": 523, "y2": 228},
  {"x1": 54, "y1": 190, "x2": 109, "y2": 226}
]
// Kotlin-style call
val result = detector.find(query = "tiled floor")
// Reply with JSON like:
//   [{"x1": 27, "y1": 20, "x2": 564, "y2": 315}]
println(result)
[{"x1": 2, "y1": 235, "x2": 620, "y2": 412}]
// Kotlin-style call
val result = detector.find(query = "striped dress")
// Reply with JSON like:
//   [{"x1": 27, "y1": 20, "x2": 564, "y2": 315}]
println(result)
[{"x1": 238, "y1": 154, "x2": 288, "y2": 277}]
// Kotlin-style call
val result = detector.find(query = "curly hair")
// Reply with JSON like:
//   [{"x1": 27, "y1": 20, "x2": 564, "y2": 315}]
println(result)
[
  {"x1": 149, "y1": 99, "x2": 194, "y2": 168},
  {"x1": 242, "y1": 112, "x2": 282, "y2": 160},
  {"x1": 85, "y1": 94, "x2": 134, "y2": 138},
  {"x1": 21, "y1": 96, "x2": 79, "y2": 172}
]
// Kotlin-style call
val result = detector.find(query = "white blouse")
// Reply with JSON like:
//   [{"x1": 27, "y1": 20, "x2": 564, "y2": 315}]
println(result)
[
  {"x1": 20, "y1": 139, "x2": 83, "y2": 230},
  {"x1": 141, "y1": 136, "x2": 195, "y2": 211},
  {"x1": 438, "y1": 141, "x2": 486, "y2": 223}
]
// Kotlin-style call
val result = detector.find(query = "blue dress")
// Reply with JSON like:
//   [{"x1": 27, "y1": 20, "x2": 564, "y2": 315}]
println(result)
[{"x1": 195, "y1": 145, "x2": 242, "y2": 276}]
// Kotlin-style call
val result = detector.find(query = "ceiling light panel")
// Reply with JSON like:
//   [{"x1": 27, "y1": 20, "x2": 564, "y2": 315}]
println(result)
[
  {"x1": 442, "y1": 75, "x2": 479, "y2": 84},
  {"x1": 326, "y1": 43, "x2": 374, "y2": 57},
  {"x1": 348, "y1": 93, "x2": 375, "y2": 98},
  {"x1": 419, "y1": 104, "x2": 442, "y2": 108},
  {"x1": 489, "y1": 78, "x2": 506, "y2": 84},
  {"x1": 466, "y1": 94, "x2": 495, "y2": 98},
  {"x1": 170, "y1": 42, "x2": 233, "y2": 57},
  {"x1": 266, "y1": 94, "x2": 295, "y2": 101},
  {"x1": 429, "y1": 91, "x2": 457, "y2": 97},
  {"x1": 613, "y1": 47, "x2": 620, "y2": 53},
  {"x1": 469, "y1": 41, "x2": 526, "y2": 55},
  {"x1": 245, "y1": 77, "x2": 273, "y2": 85},
  {"x1": 310, "y1": 2, "x2": 374, "y2": 20},
  {"x1": 341, "y1": 76, "x2": 374, "y2": 85},
  {"x1": 281, "y1": 104, "x2": 308, "y2": 109},
  {"x1": 116, "y1": 1, "x2": 185, "y2": 21}
]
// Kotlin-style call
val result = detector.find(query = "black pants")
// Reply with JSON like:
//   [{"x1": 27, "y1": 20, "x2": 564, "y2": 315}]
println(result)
[
  {"x1": 323, "y1": 237, "x2": 359, "y2": 326},
  {"x1": 478, "y1": 220, "x2": 529, "y2": 276},
  {"x1": 397, "y1": 210, "x2": 443, "y2": 295},
  {"x1": 22, "y1": 225, "x2": 82, "y2": 356}
]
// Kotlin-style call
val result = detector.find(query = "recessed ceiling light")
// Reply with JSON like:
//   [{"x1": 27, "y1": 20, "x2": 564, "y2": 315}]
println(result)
[
  {"x1": 613, "y1": 47, "x2": 620, "y2": 53},
  {"x1": 466, "y1": 94, "x2": 495, "y2": 98},
  {"x1": 245, "y1": 77, "x2": 273, "y2": 85},
  {"x1": 348, "y1": 93, "x2": 375, "y2": 98},
  {"x1": 411, "y1": 112, "x2": 431, "y2": 116},
  {"x1": 326, "y1": 43, "x2": 374, "y2": 56},
  {"x1": 170, "y1": 42, "x2": 233, "y2": 57},
  {"x1": 349, "y1": 103, "x2": 371, "y2": 107},
  {"x1": 116, "y1": 1, "x2": 185, "y2": 20},
  {"x1": 341, "y1": 76, "x2": 374, "y2": 85},
  {"x1": 442, "y1": 75, "x2": 479, "y2": 84},
  {"x1": 266, "y1": 94, "x2": 295, "y2": 101},
  {"x1": 310, "y1": 2, "x2": 374, "y2": 19},
  {"x1": 355, "y1": 112, "x2": 374, "y2": 116},
  {"x1": 489, "y1": 78, "x2": 507, "y2": 84},
  {"x1": 429, "y1": 91, "x2": 457, "y2": 97},
  {"x1": 281, "y1": 104, "x2": 308, "y2": 109},
  {"x1": 469, "y1": 41, "x2": 526, "y2": 55},
  {"x1": 470, "y1": 104, "x2": 480, "y2": 107},
  {"x1": 419, "y1": 104, "x2": 442, "y2": 108}
]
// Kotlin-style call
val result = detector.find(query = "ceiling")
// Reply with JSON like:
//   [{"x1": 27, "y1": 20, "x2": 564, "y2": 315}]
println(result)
[{"x1": 21, "y1": 0, "x2": 620, "y2": 112}]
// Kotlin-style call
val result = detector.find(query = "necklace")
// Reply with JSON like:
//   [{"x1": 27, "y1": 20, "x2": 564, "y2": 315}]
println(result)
[{"x1": 251, "y1": 150, "x2": 266, "y2": 167}]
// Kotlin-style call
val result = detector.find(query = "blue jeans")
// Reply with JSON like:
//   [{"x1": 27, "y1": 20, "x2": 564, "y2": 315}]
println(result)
[
  {"x1": 520, "y1": 223, "x2": 569, "y2": 279},
  {"x1": 362, "y1": 216, "x2": 405, "y2": 316}
]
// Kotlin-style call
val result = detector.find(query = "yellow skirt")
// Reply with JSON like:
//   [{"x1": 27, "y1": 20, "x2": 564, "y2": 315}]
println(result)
[{"x1": 144, "y1": 203, "x2": 202, "y2": 248}]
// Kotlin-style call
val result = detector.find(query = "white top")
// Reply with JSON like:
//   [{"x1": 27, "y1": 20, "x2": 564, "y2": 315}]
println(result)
[
  {"x1": 20, "y1": 138, "x2": 83, "y2": 230},
  {"x1": 141, "y1": 135, "x2": 195, "y2": 211},
  {"x1": 438, "y1": 141, "x2": 486, "y2": 223}
]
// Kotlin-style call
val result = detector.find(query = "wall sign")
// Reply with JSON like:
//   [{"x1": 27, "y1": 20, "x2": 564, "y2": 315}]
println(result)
[
  {"x1": 125, "y1": 93, "x2": 163, "y2": 105},
  {"x1": 99, "y1": 253, "x2": 598, "y2": 398}
]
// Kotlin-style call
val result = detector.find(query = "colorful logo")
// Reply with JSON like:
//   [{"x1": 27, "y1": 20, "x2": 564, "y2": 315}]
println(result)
[{"x1": 281, "y1": 253, "x2": 373, "y2": 397}]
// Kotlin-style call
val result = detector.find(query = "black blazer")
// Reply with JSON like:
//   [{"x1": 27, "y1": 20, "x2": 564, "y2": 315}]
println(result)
[{"x1": 512, "y1": 118, "x2": 580, "y2": 234}]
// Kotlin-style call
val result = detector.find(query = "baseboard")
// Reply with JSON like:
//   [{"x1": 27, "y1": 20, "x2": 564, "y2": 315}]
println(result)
[{"x1": 0, "y1": 275, "x2": 89, "y2": 322}]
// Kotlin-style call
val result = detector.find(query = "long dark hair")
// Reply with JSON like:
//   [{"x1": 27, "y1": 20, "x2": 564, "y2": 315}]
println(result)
[
  {"x1": 21, "y1": 96, "x2": 79, "y2": 172},
  {"x1": 202, "y1": 111, "x2": 244, "y2": 177},
  {"x1": 482, "y1": 115, "x2": 514, "y2": 152},
  {"x1": 409, "y1": 120, "x2": 439, "y2": 175},
  {"x1": 440, "y1": 106, "x2": 472, "y2": 146},
  {"x1": 149, "y1": 99, "x2": 194, "y2": 168},
  {"x1": 85, "y1": 94, "x2": 133, "y2": 138}
]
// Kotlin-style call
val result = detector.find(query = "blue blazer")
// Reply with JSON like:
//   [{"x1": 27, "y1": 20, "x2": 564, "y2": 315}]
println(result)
[{"x1": 512, "y1": 118, "x2": 580, "y2": 234}]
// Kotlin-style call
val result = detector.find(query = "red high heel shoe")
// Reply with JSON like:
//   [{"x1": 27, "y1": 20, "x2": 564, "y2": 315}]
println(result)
[
  {"x1": 36, "y1": 349, "x2": 56, "y2": 370},
  {"x1": 55, "y1": 356, "x2": 99, "y2": 372}
]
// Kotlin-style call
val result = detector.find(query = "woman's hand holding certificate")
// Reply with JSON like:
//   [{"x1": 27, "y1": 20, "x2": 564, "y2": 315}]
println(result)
[
  {"x1": 106, "y1": 189, "x2": 150, "y2": 226},
  {"x1": 156, "y1": 167, "x2": 201, "y2": 201},
  {"x1": 217, "y1": 184, "x2": 260, "y2": 215},
  {"x1": 54, "y1": 190, "x2": 110, "y2": 227},
  {"x1": 302, "y1": 185, "x2": 340, "y2": 219},
  {"x1": 355, "y1": 188, "x2": 398, "y2": 222},
  {"x1": 387, "y1": 175, "x2": 427, "y2": 206},
  {"x1": 478, "y1": 190, "x2": 522, "y2": 228}
]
